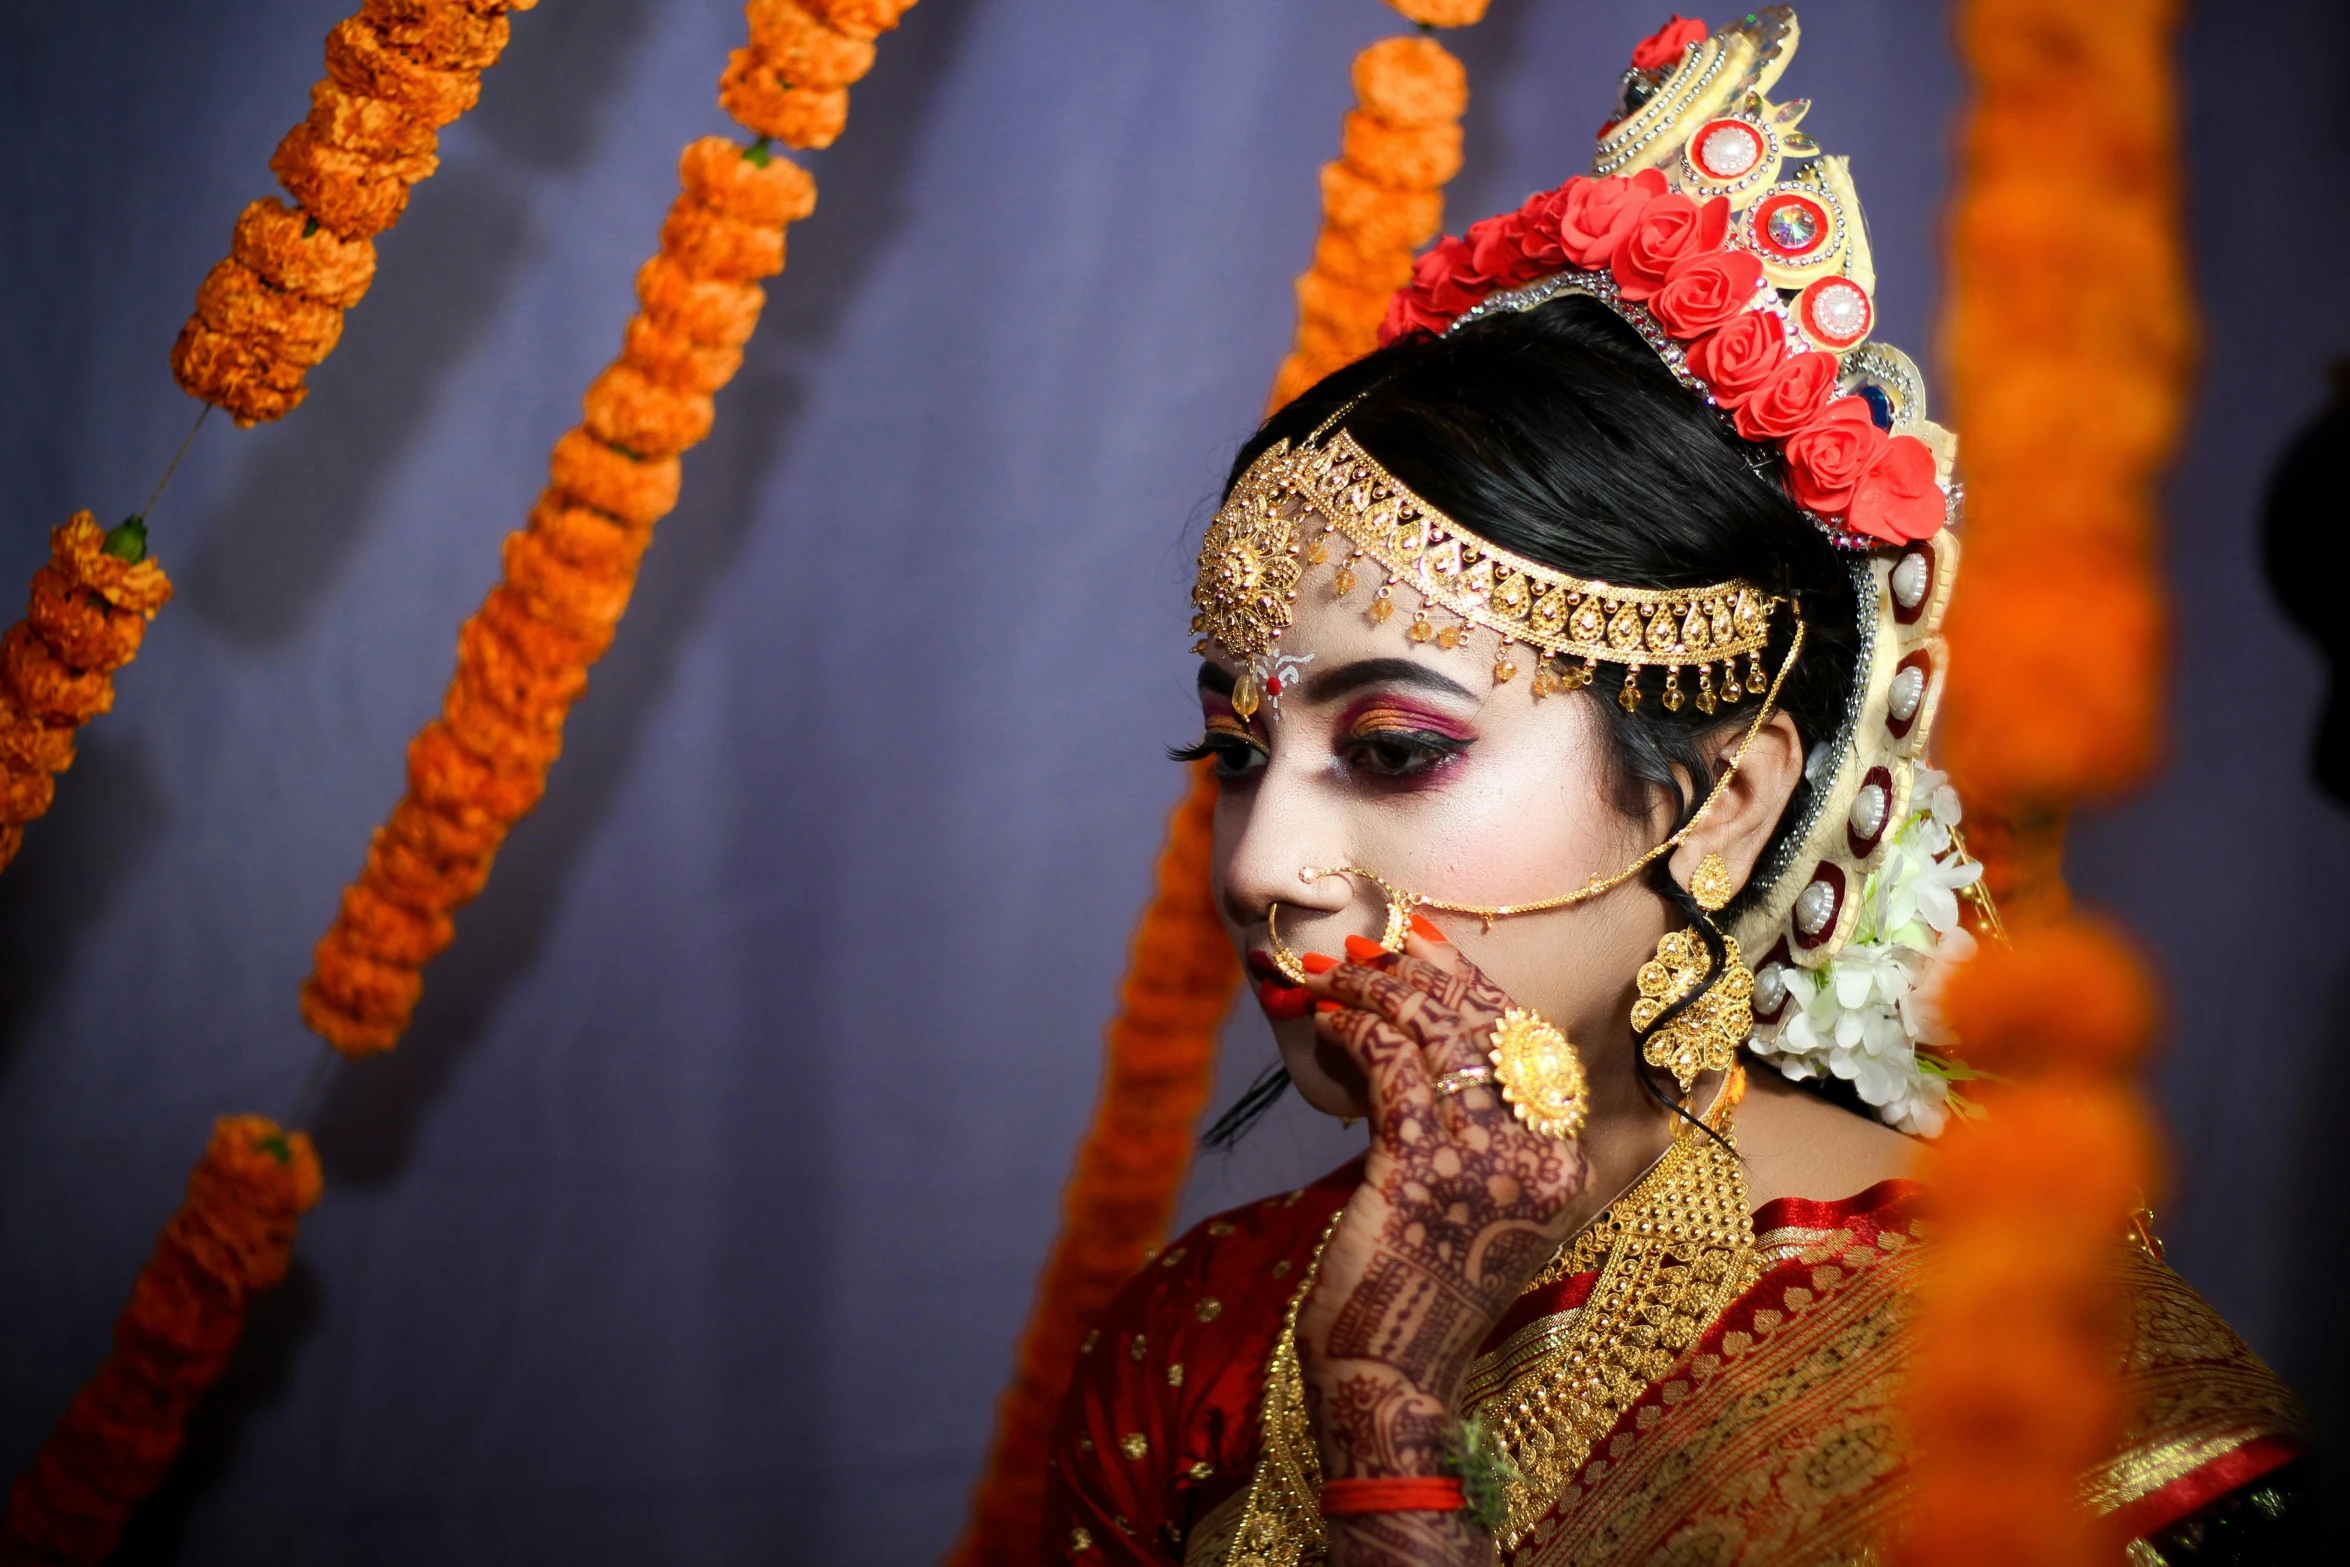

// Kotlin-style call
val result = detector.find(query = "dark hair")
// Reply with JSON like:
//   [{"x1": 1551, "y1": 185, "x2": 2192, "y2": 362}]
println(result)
[{"x1": 1201, "y1": 294, "x2": 1870, "y2": 1149}]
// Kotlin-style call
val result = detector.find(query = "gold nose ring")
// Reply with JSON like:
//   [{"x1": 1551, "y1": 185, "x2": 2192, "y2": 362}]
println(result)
[
  {"x1": 1264, "y1": 903, "x2": 1308, "y2": 984},
  {"x1": 1300, "y1": 866, "x2": 1415, "y2": 953}
]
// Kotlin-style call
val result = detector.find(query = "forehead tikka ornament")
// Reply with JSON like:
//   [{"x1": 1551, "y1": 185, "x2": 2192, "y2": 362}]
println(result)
[{"x1": 1192, "y1": 429, "x2": 1781, "y2": 715}]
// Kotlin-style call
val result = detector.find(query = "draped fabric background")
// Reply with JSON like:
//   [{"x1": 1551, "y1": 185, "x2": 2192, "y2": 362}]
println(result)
[{"x1": 0, "y1": 1, "x2": 2341, "y2": 1561}]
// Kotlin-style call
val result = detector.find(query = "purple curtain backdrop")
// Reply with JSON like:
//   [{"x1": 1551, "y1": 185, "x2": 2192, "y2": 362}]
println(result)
[{"x1": 0, "y1": 2, "x2": 2340, "y2": 1561}]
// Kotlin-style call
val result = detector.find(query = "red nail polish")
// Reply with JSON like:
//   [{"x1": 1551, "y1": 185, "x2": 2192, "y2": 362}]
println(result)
[
  {"x1": 1344, "y1": 935, "x2": 1386, "y2": 963},
  {"x1": 1300, "y1": 952, "x2": 1339, "y2": 975},
  {"x1": 1408, "y1": 913, "x2": 1447, "y2": 943},
  {"x1": 1314, "y1": 999, "x2": 1343, "y2": 1014}
]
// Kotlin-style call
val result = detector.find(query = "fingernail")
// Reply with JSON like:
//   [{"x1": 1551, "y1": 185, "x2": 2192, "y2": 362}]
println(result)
[
  {"x1": 1314, "y1": 999, "x2": 1343, "y2": 1014},
  {"x1": 1300, "y1": 952, "x2": 1340, "y2": 975},
  {"x1": 1344, "y1": 935, "x2": 1387, "y2": 963},
  {"x1": 1408, "y1": 913, "x2": 1447, "y2": 943}
]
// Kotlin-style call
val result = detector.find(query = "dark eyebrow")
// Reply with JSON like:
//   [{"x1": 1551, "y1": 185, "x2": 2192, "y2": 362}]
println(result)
[
  {"x1": 1196, "y1": 661, "x2": 1235, "y2": 696},
  {"x1": 1298, "y1": 658, "x2": 1476, "y2": 705}
]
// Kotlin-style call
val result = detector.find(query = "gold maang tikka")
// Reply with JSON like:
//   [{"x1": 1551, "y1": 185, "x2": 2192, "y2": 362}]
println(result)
[{"x1": 1191, "y1": 426, "x2": 1782, "y2": 720}]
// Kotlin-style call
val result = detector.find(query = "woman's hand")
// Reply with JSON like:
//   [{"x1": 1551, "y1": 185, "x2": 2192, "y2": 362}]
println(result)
[{"x1": 1293, "y1": 927, "x2": 1590, "y2": 1562}]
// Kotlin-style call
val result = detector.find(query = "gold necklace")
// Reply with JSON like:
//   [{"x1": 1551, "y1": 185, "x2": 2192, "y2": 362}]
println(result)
[{"x1": 1467, "y1": 1069, "x2": 1759, "y2": 1549}]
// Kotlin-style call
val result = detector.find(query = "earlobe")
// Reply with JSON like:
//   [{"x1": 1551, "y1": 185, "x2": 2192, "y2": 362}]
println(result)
[{"x1": 1676, "y1": 711, "x2": 1806, "y2": 898}]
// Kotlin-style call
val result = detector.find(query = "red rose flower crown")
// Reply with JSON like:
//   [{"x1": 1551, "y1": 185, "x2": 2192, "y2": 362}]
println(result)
[{"x1": 1382, "y1": 5, "x2": 1953, "y2": 550}]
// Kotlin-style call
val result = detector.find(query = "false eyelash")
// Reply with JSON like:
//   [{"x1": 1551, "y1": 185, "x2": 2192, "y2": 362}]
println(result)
[{"x1": 1167, "y1": 739, "x2": 1214, "y2": 763}]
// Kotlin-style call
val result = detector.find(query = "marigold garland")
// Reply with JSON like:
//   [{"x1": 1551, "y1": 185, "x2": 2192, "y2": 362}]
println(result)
[
  {"x1": 944, "y1": 763, "x2": 1238, "y2": 1567},
  {"x1": 0, "y1": 514, "x2": 173, "y2": 875},
  {"x1": 1937, "y1": 0, "x2": 2191, "y2": 907},
  {"x1": 1896, "y1": 0, "x2": 2190, "y2": 1559},
  {"x1": 1265, "y1": 33, "x2": 1469, "y2": 412},
  {"x1": 171, "y1": 0, "x2": 537, "y2": 426},
  {"x1": 5, "y1": 1118, "x2": 321, "y2": 1566},
  {"x1": 719, "y1": 0, "x2": 918, "y2": 152},
  {"x1": 301, "y1": 6, "x2": 905, "y2": 1056}
]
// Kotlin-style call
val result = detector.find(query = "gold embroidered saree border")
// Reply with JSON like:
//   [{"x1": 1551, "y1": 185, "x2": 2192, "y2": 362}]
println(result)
[
  {"x1": 2080, "y1": 1241, "x2": 2308, "y2": 1524},
  {"x1": 1517, "y1": 1216, "x2": 1926, "y2": 1567}
]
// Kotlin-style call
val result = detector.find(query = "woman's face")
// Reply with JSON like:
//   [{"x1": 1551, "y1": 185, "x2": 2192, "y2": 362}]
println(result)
[{"x1": 1197, "y1": 544, "x2": 1686, "y2": 1118}]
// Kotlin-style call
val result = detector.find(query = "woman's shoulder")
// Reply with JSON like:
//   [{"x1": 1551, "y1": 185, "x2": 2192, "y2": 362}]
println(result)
[{"x1": 1735, "y1": 1067, "x2": 1919, "y2": 1210}]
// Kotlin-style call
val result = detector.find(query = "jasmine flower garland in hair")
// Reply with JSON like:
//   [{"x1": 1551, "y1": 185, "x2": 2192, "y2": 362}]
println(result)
[{"x1": 1749, "y1": 765, "x2": 1989, "y2": 1136}]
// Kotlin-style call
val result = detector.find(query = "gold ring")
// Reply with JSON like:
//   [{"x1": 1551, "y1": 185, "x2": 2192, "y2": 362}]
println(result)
[
  {"x1": 1265, "y1": 903, "x2": 1308, "y2": 984},
  {"x1": 1432, "y1": 1066, "x2": 1498, "y2": 1096},
  {"x1": 1489, "y1": 1008, "x2": 1589, "y2": 1142}
]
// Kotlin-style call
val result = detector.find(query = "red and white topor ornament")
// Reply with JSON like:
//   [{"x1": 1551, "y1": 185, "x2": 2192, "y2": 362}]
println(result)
[
  {"x1": 1797, "y1": 275, "x2": 1874, "y2": 350},
  {"x1": 1689, "y1": 118, "x2": 1767, "y2": 181}
]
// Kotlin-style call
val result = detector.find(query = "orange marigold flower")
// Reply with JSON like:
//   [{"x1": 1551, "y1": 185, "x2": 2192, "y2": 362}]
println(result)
[
  {"x1": 408, "y1": 718, "x2": 548, "y2": 825},
  {"x1": 50, "y1": 511, "x2": 172, "y2": 617},
  {"x1": 456, "y1": 603, "x2": 594, "y2": 715},
  {"x1": 478, "y1": 581, "x2": 614, "y2": 670},
  {"x1": 308, "y1": 928, "x2": 425, "y2": 1028},
  {"x1": 501, "y1": 528, "x2": 638, "y2": 635},
  {"x1": 444, "y1": 672, "x2": 567, "y2": 771},
  {"x1": 305, "y1": 79, "x2": 440, "y2": 161},
  {"x1": 385, "y1": 793, "x2": 509, "y2": 865},
  {"x1": 620, "y1": 313, "x2": 745, "y2": 395},
  {"x1": 230, "y1": 197, "x2": 378, "y2": 308},
  {"x1": 0, "y1": 765, "x2": 55, "y2": 826},
  {"x1": 364, "y1": 817, "x2": 496, "y2": 910},
  {"x1": 747, "y1": 0, "x2": 878, "y2": 87},
  {"x1": 719, "y1": 50, "x2": 851, "y2": 149},
  {"x1": 359, "y1": 0, "x2": 513, "y2": 71},
  {"x1": 2, "y1": 623, "x2": 112, "y2": 725},
  {"x1": 0, "y1": 694, "x2": 76, "y2": 775},
  {"x1": 191, "y1": 258, "x2": 347, "y2": 368},
  {"x1": 323, "y1": 16, "x2": 482, "y2": 127},
  {"x1": 25, "y1": 567, "x2": 146, "y2": 674},
  {"x1": 1383, "y1": 0, "x2": 1487, "y2": 23},
  {"x1": 548, "y1": 427, "x2": 683, "y2": 527},
  {"x1": 1351, "y1": 36, "x2": 1468, "y2": 128},
  {"x1": 170, "y1": 321, "x2": 310, "y2": 425},
  {"x1": 660, "y1": 197, "x2": 789, "y2": 283},
  {"x1": 635, "y1": 253, "x2": 767, "y2": 347},
  {"x1": 1319, "y1": 161, "x2": 1443, "y2": 252},
  {"x1": 1311, "y1": 225, "x2": 1414, "y2": 294},
  {"x1": 268, "y1": 122, "x2": 415, "y2": 240},
  {"x1": 299, "y1": 981, "x2": 404, "y2": 1056},
  {"x1": 334, "y1": 878, "x2": 457, "y2": 967},
  {"x1": 527, "y1": 492, "x2": 654, "y2": 578},
  {"x1": 1341, "y1": 109, "x2": 1463, "y2": 190},
  {"x1": 806, "y1": 0, "x2": 918, "y2": 40},
  {"x1": 581, "y1": 363, "x2": 717, "y2": 460},
  {"x1": 678, "y1": 136, "x2": 818, "y2": 227},
  {"x1": 1295, "y1": 268, "x2": 1389, "y2": 338}
]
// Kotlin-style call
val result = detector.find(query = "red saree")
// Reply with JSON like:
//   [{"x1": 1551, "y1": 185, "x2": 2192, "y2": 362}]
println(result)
[{"x1": 1041, "y1": 1156, "x2": 2303, "y2": 1564}]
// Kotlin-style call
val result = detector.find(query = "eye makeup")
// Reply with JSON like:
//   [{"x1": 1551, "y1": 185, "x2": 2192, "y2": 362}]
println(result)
[{"x1": 1333, "y1": 694, "x2": 1475, "y2": 786}]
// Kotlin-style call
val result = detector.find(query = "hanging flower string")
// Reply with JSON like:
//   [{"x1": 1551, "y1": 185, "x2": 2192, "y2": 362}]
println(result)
[
  {"x1": 1266, "y1": 27, "x2": 1471, "y2": 413},
  {"x1": 1895, "y1": 0, "x2": 2191, "y2": 1559},
  {"x1": 5, "y1": 1118, "x2": 322, "y2": 1567},
  {"x1": 173, "y1": 0, "x2": 538, "y2": 426},
  {"x1": 0, "y1": 516, "x2": 174, "y2": 875},
  {"x1": 302, "y1": 0, "x2": 916, "y2": 1057}
]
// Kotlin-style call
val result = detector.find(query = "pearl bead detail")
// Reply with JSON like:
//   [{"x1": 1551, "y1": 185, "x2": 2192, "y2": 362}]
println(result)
[
  {"x1": 1888, "y1": 665, "x2": 1926, "y2": 723},
  {"x1": 1890, "y1": 552, "x2": 1930, "y2": 609},
  {"x1": 1794, "y1": 877, "x2": 1839, "y2": 937},
  {"x1": 1848, "y1": 780, "x2": 1889, "y2": 843}
]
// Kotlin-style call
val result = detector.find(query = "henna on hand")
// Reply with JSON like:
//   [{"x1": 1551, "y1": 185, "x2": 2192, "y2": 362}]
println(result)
[{"x1": 1292, "y1": 933, "x2": 1589, "y2": 1552}]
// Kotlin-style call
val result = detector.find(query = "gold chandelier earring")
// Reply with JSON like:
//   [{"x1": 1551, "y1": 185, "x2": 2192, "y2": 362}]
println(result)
[{"x1": 1630, "y1": 851, "x2": 1756, "y2": 1094}]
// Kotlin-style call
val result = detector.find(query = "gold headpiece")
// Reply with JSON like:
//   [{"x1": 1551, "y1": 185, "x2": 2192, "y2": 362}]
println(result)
[{"x1": 1192, "y1": 429, "x2": 1779, "y2": 721}]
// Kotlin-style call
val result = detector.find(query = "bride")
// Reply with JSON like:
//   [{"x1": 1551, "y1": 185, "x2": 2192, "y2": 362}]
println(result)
[{"x1": 1041, "y1": 12, "x2": 2301, "y2": 1564}]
